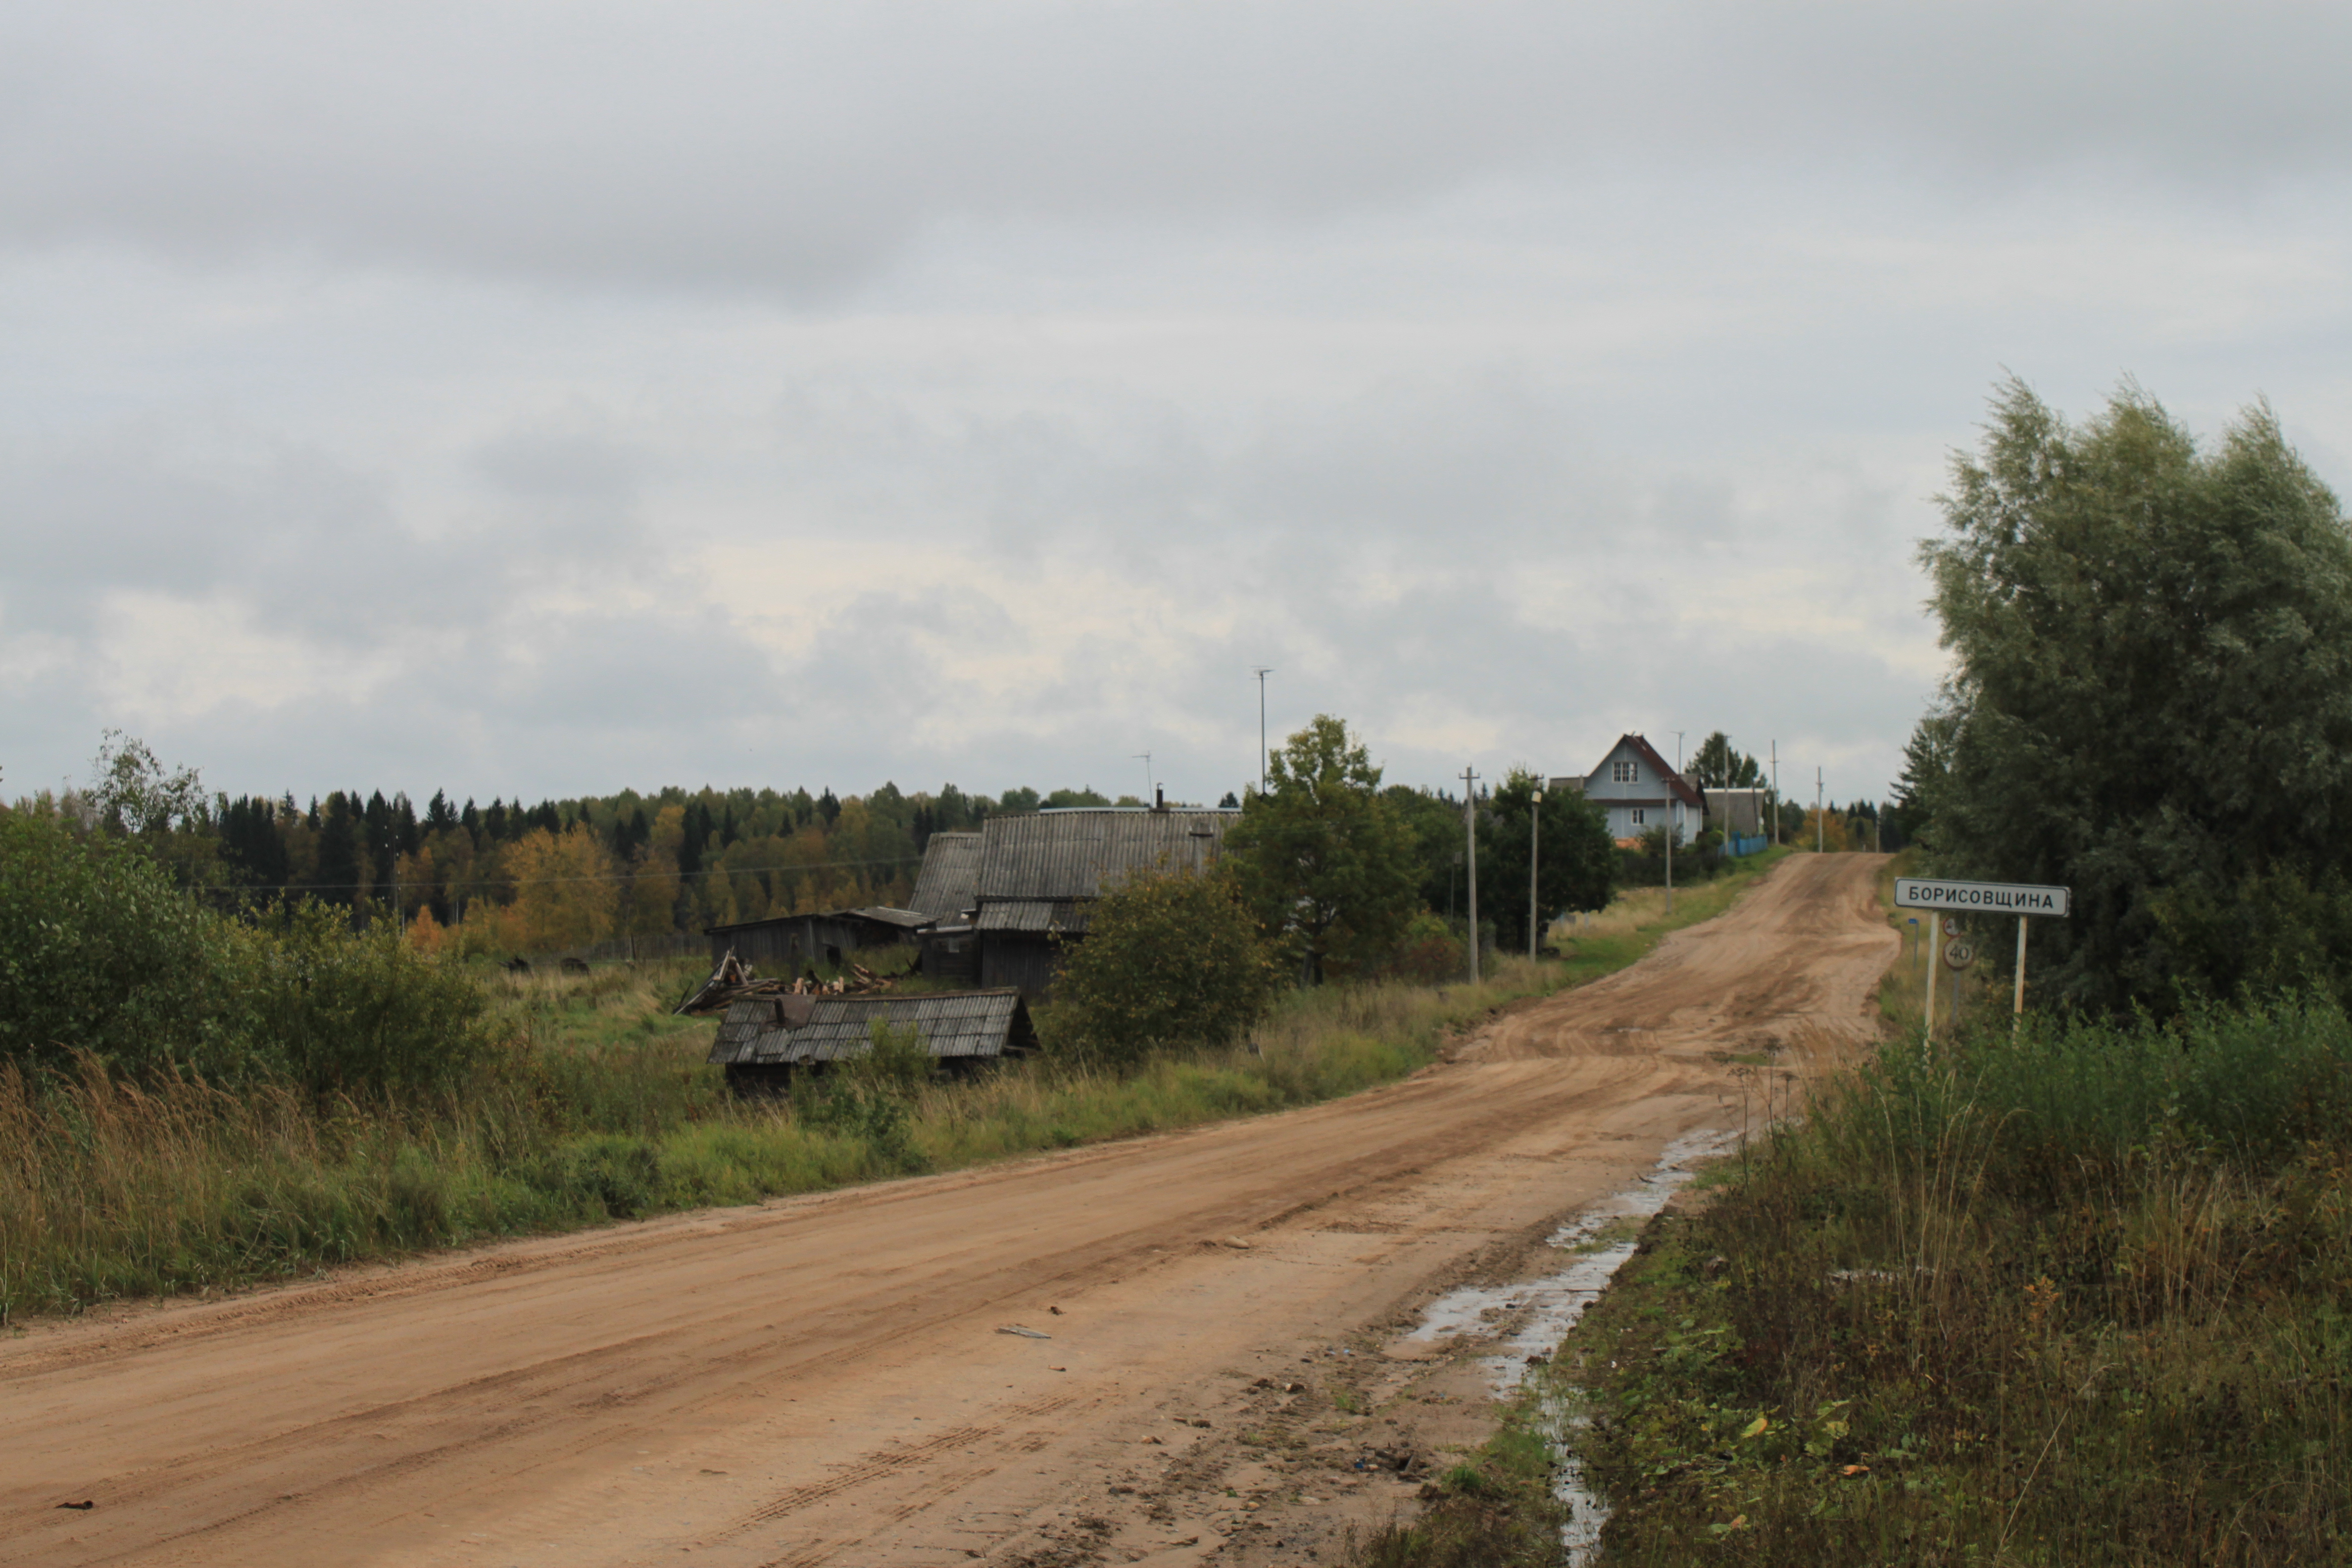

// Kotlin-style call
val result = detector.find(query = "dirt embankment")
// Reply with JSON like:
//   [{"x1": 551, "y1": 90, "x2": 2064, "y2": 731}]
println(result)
[{"x1": 1, "y1": 853, "x2": 1895, "y2": 1568}]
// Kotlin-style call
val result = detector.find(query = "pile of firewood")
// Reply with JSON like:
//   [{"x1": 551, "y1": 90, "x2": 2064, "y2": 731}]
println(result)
[{"x1": 674, "y1": 951, "x2": 897, "y2": 1016}]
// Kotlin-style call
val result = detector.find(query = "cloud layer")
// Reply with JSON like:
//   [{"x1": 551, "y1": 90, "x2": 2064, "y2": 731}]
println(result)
[{"x1": 4, "y1": 2, "x2": 2349, "y2": 807}]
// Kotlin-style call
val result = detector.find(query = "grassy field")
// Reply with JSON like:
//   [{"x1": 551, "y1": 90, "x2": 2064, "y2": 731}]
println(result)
[
  {"x1": 1530, "y1": 853, "x2": 2352, "y2": 1565},
  {"x1": 0, "y1": 853, "x2": 1787, "y2": 1326}
]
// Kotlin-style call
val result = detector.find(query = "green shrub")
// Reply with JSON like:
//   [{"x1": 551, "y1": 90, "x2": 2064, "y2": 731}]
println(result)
[
  {"x1": 0, "y1": 810, "x2": 253, "y2": 1079},
  {"x1": 840, "y1": 1019, "x2": 938, "y2": 1099},
  {"x1": 785, "y1": 1028, "x2": 933, "y2": 1176},
  {"x1": 1849, "y1": 994, "x2": 2352, "y2": 1200},
  {"x1": 230, "y1": 902, "x2": 503, "y2": 1100},
  {"x1": 1382, "y1": 910, "x2": 1465, "y2": 984},
  {"x1": 1052, "y1": 865, "x2": 1282, "y2": 1066}
]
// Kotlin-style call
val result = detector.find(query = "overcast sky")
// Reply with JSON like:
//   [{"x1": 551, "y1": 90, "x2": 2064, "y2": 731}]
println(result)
[{"x1": 5, "y1": 1, "x2": 2349, "y2": 811}]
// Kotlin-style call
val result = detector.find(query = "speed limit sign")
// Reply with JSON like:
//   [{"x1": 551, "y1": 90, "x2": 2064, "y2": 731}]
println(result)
[{"x1": 1943, "y1": 938, "x2": 1977, "y2": 971}]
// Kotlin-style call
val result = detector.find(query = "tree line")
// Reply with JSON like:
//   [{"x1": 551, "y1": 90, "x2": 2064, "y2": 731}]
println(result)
[{"x1": 8, "y1": 749, "x2": 1207, "y2": 958}]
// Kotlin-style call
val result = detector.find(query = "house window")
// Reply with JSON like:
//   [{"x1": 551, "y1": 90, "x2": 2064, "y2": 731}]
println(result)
[
  {"x1": 1612, "y1": 760, "x2": 1637, "y2": 783},
  {"x1": 1630, "y1": 808, "x2": 1646, "y2": 825}
]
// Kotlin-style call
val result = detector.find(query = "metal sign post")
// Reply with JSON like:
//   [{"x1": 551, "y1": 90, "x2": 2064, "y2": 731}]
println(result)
[
  {"x1": 1895, "y1": 879, "x2": 2071, "y2": 1036},
  {"x1": 1923, "y1": 920, "x2": 1937, "y2": 1039},
  {"x1": 2013, "y1": 916, "x2": 2030, "y2": 1029}
]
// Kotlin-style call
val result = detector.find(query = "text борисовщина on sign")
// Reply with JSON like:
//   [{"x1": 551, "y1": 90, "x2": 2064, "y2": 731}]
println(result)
[{"x1": 1893, "y1": 879, "x2": 2070, "y2": 918}]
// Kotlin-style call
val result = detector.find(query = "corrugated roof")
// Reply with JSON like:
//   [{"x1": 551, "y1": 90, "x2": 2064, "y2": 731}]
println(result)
[
  {"x1": 907, "y1": 832, "x2": 981, "y2": 921},
  {"x1": 977, "y1": 806, "x2": 1229, "y2": 900},
  {"x1": 975, "y1": 898, "x2": 1089, "y2": 934},
  {"x1": 846, "y1": 906, "x2": 932, "y2": 931},
  {"x1": 707, "y1": 989, "x2": 1036, "y2": 1067}
]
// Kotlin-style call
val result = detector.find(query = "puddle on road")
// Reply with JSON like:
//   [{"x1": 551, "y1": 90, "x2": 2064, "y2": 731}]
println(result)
[{"x1": 1403, "y1": 1129, "x2": 1737, "y2": 1563}]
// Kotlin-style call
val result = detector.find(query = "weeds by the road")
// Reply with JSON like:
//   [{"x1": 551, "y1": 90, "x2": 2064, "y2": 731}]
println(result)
[
  {"x1": 1, "y1": 854, "x2": 1791, "y2": 1323},
  {"x1": 0, "y1": 969, "x2": 1494, "y2": 1321},
  {"x1": 1344, "y1": 1403, "x2": 1565, "y2": 1568},
  {"x1": 1558, "y1": 996, "x2": 2352, "y2": 1565}
]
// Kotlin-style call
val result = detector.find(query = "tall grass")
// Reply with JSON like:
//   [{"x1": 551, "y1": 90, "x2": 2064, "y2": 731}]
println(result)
[
  {"x1": 1569, "y1": 997, "x2": 2352, "y2": 1565},
  {"x1": 0, "y1": 950, "x2": 1578, "y2": 1324},
  {"x1": 2, "y1": 855, "x2": 1788, "y2": 1325}
]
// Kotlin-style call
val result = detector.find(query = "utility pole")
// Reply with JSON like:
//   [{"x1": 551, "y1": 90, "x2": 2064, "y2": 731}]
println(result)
[
  {"x1": 1252, "y1": 668, "x2": 1274, "y2": 797},
  {"x1": 1816, "y1": 767, "x2": 1824, "y2": 853},
  {"x1": 1770, "y1": 739, "x2": 1779, "y2": 845},
  {"x1": 1529, "y1": 781, "x2": 1544, "y2": 961},
  {"x1": 1462, "y1": 767, "x2": 1481, "y2": 984},
  {"x1": 1672, "y1": 732, "x2": 1686, "y2": 914}
]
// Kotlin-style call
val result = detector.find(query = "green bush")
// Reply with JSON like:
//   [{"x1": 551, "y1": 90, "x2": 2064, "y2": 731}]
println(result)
[
  {"x1": 0, "y1": 811, "x2": 499, "y2": 1098},
  {"x1": 1383, "y1": 910, "x2": 1465, "y2": 984},
  {"x1": 1850, "y1": 994, "x2": 2352, "y2": 1203},
  {"x1": 0, "y1": 810, "x2": 253, "y2": 1079},
  {"x1": 1051, "y1": 864, "x2": 1282, "y2": 1066},
  {"x1": 230, "y1": 902, "x2": 501, "y2": 1100},
  {"x1": 840, "y1": 1019, "x2": 938, "y2": 1099}
]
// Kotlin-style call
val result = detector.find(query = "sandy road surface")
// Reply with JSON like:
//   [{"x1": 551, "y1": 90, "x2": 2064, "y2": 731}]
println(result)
[{"x1": 4, "y1": 854, "x2": 1894, "y2": 1568}]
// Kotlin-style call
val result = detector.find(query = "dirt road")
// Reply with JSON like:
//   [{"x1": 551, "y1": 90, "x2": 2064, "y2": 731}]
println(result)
[{"x1": 2, "y1": 854, "x2": 1894, "y2": 1568}]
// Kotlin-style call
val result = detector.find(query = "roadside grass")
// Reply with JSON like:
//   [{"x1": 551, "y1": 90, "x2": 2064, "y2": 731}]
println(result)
[
  {"x1": 1552, "y1": 849, "x2": 1790, "y2": 988},
  {"x1": 1358, "y1": 848, "x2": 2352, "y2": 1565},
  {"x1": 0, "y1": 860, "x2": 1786, "y2": 1324},
  {"x1": 1554, "y1": 991, "x2": 2352, "y2": 1563},
  {"x1": 1344, "y1": 1399, "x2": 1565, "y2": 1568}
]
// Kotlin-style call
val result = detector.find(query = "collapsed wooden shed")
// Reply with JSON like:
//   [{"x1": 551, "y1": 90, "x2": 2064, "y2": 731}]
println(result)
[{"x1": 707, "y1": 988, "x2": 1037, "y2": 1095}]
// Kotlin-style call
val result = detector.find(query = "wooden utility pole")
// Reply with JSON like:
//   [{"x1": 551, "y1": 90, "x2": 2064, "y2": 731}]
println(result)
[
  {"x1": 1528, "y1": 783, "x2": 1543, "y2": 960},
  {"x1": 1668, "y1": 732, "x2": 1684, "y2": 915},
  {"x1": 1816, "y1": 767, "x2": 1824, "y2": 853},
  {"x1": 1252, "y1": 667, "x2": 1273, "y2": 796},
  {"x1": 1769, "y1": 739, "x2": 1779, "y2": 844},
  {"x1": 1462, "y1": 767, "x2": 1481, "y2": 983}
]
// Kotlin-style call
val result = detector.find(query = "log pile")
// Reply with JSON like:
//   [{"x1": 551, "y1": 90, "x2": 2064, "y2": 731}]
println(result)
[{"x1": 674, "y1": 950, "x2": 897, "y2": 1016}]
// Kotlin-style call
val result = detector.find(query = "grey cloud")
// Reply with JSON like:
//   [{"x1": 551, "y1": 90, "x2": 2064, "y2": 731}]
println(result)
[
  {"x1": 2, "y1": 3, "x2": 2346, "y2": 294},
  {"x1": 0, "y1": 419, "x2": 700, "y2": 808},
  {"x1": 0, "y1": 427, "x2": 399, "y2": 632}
]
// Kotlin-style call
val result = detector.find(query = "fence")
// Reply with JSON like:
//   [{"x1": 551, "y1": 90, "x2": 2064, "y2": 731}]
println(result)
[{"x1": 1726, "y1": 833, "x2": 1770, "y2": 858}]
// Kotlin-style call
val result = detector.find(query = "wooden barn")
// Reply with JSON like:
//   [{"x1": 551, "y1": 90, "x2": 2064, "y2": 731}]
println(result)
[
  {"x1": 707, "y1": 988, "x2": 1037, "y2": 1095},
  {"x1": 908, "y1": 831, "x2": 983, "y2": 985},
  {"x1": 703, "y1": 906, "x2": 931, "y2": 973},
  {"x1": 970, "y1": 806, "x2": 1237, "y2": 997}
]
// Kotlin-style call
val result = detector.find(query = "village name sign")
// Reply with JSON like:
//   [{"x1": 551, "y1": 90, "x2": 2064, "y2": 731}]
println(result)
[
  {"x1": 1893, "y1": 878, "x2": 2070, "y2": 918},
  {"x1": 1892, "y1": 877, "x2": 2073, "y2": 1032}
]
